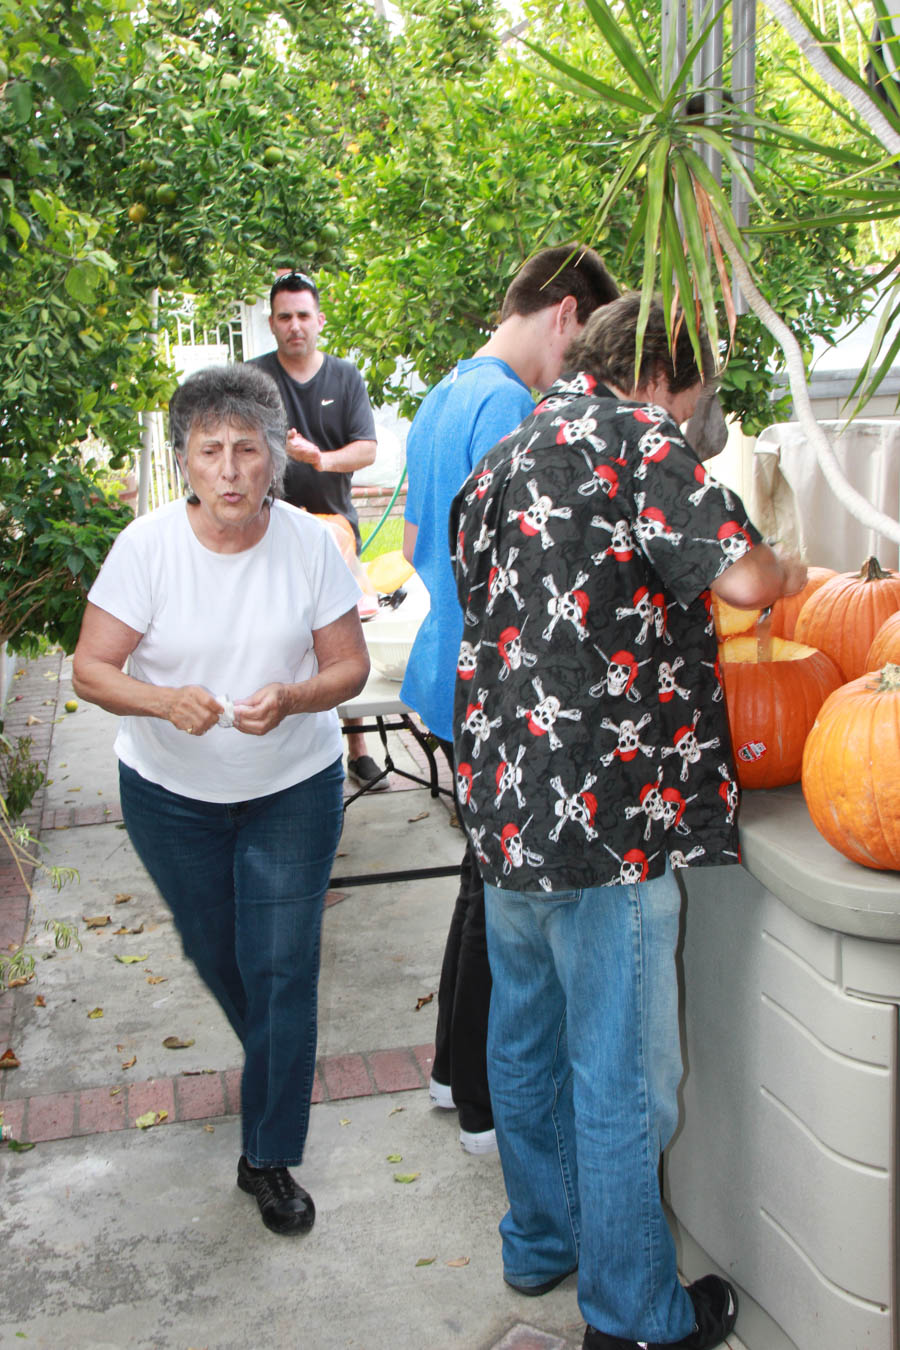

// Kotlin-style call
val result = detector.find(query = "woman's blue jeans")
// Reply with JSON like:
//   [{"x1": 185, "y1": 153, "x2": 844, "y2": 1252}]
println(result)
[
  {"x1": 484, "y1": 867, "x2": 695, "y2": 1343},
  {"x1": 119, "y1": 758, "x2": 344, "y2": 1169}
]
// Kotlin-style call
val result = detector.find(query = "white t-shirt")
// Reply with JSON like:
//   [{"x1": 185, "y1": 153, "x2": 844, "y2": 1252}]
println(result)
[{"x1": 88, "y1": 499, "x2": 361, "y2": 803}]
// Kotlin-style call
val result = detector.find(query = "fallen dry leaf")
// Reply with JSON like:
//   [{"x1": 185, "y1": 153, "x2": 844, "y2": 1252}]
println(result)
[
  {"x1": 446, "y1": 1257, "x2": 470, "y2": 1268},
  {"x1": 393, "y1": 1172, "x2": 420, "y2": 1184},
  {"x1": 415, "y1": 993, "x2": 434, "y2": 1011},
  {"x1": 115, "y1": 954, "x2": 147, "y2": 965},
  {"x1": 162, "y1": 1035, "x2": 194, "y2": 1050},
  {"x1": 339, "y1": 1117, "x2": 351, "y2": 1127},
  {"x1": 33, "y1": 995, "x2": 45, "y2": 1008},
  {"x1": 386, "y1": 1153, "x2": 402, "y2": 1163},
  {"x1": 121, "y1": 1055, "x2": 137, "y2": 1070},
  {"x1": 7, "y1": 974, "x2": 33, "y2": 988},
  {"x1": 25, "y1": 714, "x2": 42, "y2": 726},
  {"x1": 203, "y1": 1124, "x2": 215, "y2": 1133},
  {"x1": 114, "y1": 893, "x2": 132, "y2": 904},
  {"x1": 128, "y1": 923, "x2": 144, "y2": 935},
  {"x1": 146, "y1": 975, "x2": 167, "y2": 985},
  {"x1": 87, "y1": 1007, "x2": 104, "y2": 1019},
  {"x1": 407, "y1": 810, "x2": 429, "y2": 823},
  {"x1": 388, "y1": 1105, "x2": 405, "y2": 1117},
  {"x1": 84, "y1": 914, "x2": 111, "y2": 928},
  {"x1": 0, "y1": 1048, "x2": 21, "y2": 1070},
  {"x1": 113, "y1": 927, "x2": 129, "y2": 936},
  {"x1": 135, "y1": 1109, "x2": 168, "y2": 1129},
  {"x1": 415, "y1": 1257, "x2": 436, "y2": 1267},
  {"x1": 110, "y1": 1087, "x2": 122, "y2": 1097}
]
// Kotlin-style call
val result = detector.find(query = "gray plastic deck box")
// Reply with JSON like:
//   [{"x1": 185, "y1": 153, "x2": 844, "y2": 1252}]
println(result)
[{"x1": 667, "y1": 783, "x2": 900, "y2": 1350}]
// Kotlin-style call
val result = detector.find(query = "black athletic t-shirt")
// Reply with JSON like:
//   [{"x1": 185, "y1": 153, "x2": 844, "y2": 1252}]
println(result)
[{"x1": 250, "y1": 351, "x2": 376, "y2": 547}]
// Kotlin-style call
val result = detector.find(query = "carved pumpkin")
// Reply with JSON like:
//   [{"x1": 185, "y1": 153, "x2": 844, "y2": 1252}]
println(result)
[
  {"x1": 793, "y1": 556, "x2": 900, "y2": 680},
  {"x1": 719, "y1": 635, "x2": 845, "y2": 789},
  {"x1": 801, "y1": 663, "x2": 900, "y2": 870},
  {"x1": 769, "y1": 565, "x2": 837, "y2": 641},
  {"x1": 866, "y1": 611, "x2": 900, "y2": 671}
]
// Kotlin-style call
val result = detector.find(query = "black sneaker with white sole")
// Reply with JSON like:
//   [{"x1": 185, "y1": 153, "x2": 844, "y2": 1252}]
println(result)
[{"x1": 582, "y1": 1274, "x2": 738, "y2": 1350}]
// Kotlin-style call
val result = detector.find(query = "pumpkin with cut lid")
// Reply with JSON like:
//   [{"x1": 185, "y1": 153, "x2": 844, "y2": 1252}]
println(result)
[{"x1": 718, "y1": 634, "x2": 844, "y2": 789}]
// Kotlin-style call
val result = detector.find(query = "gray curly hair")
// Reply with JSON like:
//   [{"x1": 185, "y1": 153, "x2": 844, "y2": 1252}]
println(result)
[{"x1": 168, "y1": 363, "x2": 288, "y2": 501}]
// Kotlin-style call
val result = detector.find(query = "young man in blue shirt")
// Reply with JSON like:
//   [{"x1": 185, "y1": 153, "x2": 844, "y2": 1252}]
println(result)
[{"x1": 401, "y1": 245, "x2": 620, "y2": 1153}]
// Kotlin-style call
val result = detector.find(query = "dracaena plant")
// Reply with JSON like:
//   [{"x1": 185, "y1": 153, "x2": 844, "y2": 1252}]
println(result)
[{"x1": 524, "y1": 0, "x2": 900, "y2": 548}]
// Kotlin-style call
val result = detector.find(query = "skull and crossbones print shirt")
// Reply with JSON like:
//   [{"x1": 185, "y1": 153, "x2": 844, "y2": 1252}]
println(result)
[{"x1": 448, "y1": 374, "x2": 762, "y2": 892}]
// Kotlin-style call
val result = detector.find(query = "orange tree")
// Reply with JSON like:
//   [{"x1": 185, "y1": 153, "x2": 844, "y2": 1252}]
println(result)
[{"x1": 0, "y1": 0, "x2": 379, "y2": 650}]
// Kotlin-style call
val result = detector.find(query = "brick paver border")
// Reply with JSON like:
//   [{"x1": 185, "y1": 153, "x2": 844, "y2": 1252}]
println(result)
[{"x1": 0, "y1": 1042, "x2": 437, "y2": 1144}]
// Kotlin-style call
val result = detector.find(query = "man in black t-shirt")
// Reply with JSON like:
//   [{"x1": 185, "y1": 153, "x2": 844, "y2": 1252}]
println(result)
[
  {"x1": 250, "y1": 271, "x2": 377, "y2": 548},
  {"x1": 250, "y1": 271, "x2": 384, "y2": 787}
]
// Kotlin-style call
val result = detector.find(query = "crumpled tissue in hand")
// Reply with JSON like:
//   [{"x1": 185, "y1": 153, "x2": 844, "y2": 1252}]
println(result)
[{"x1": 216, "y1": 694, "x2": 235, "y2": 729}]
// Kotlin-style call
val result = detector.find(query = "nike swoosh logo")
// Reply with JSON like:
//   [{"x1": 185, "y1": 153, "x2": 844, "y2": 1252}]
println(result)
[{"x1": 322, "y1": 398, "x2": 334, "y2": 405}]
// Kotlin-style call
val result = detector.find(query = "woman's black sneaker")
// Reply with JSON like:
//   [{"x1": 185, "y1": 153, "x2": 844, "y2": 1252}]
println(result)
[
  {"x1": 237, "y1": 1155, "x2": 316, "y2": 1236},
  {"x1": 582, "y1": 1274, "x2": 738, "y2": 1349}
]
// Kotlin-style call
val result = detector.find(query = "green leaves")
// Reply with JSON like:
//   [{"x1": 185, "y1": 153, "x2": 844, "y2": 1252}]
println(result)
[
  {"x1": 64, "y1": 262, "x2": 103, "y2": 304},
  {"x1": 0, "y1": 458, "x2": 130, "y2": 653},
  {"x1": 516, "y1": 0, "x2": 897, "y2": 408}
]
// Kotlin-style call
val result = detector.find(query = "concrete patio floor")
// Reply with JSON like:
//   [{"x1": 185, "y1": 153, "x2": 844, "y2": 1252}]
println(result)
[{"x1": 0, "y1": 651, "x2": 748, "y2": 1350}]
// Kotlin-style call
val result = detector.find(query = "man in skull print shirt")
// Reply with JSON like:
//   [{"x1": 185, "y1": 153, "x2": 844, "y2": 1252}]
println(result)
[
  {"x1": 451, "y1": 353, "x2": 754, "y2": 889},
  {"x1": 448, "y1": 295, "x2": 806, "y2": 1350}
]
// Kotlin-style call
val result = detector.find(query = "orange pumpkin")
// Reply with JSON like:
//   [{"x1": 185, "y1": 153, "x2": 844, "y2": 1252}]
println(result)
[
  {"x1": 866, "y1": 610, "x2": 900, "y2": 671},
  {"x1": 793, "y1": 556, "x2": 900, "y2": 681},
  {"x1": 719, "y1": 634, "x2": 845, "y2": 789},
  {"x1": 801, "y1": 663, "x2": 900, "y2": 870},
  {"x1": 769, "y1": 565, "x2": 837, "y2": 641}
]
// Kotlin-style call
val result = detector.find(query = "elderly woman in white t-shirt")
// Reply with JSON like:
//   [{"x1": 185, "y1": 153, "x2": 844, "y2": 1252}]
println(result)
[{"x1": 73, "y1": 363, "x2": 369, "y2": 1237}]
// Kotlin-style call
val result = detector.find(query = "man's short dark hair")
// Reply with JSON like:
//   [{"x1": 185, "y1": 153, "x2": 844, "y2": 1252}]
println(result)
[
  {"x1": 500, "y1": 245, "x2": 619, "y2": 324},
  {"x1": 269, "y1": 270, "x2": 319, "y2": 309},
  {"x1": 565, "y1": 293, "x2": 703, "y2": 395}
]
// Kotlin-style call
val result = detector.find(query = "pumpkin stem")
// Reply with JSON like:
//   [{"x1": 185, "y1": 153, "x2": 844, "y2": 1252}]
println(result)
[
  {"x1": 874, "y1": 662, "x2": 900, "y2": 690},
  {"x1": 859, "y1": 556, "x2": 895, "y2": 582}
]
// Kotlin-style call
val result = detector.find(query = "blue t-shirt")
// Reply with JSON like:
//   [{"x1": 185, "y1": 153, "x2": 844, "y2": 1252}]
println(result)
[{"x1": 401, "y1": 357, "x2": 534, "y2": 741}]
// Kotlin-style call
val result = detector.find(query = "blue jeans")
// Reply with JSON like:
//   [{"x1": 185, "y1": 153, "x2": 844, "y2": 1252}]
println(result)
[
  {"x1": 119, "y1": 758, "x2": 344, "y2": 1169},
  {"x1": 484, "y1": 868, "x2": 695, "y2": 1342}
]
